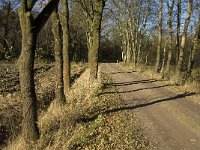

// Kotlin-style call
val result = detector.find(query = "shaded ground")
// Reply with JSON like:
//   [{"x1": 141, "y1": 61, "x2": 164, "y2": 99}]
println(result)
[{"x1": 101, "y1": 63, "x2": 200, "y2": 150}]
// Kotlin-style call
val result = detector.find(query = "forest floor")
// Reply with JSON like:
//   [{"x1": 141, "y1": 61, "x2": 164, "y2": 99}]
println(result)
[
  {"x1": 101, "y1": 63, "x2": 200, "y2": 150},
  {"x1": 0, "y1": 61, "x2": 87, "y2": 148}
]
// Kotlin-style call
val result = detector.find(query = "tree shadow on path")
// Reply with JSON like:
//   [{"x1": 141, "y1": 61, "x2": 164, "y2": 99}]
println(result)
[
  {"x1": 104, "y1": 79, "x2": 157, "y2": 87},
  {"x1": 77, "y1": 92, "x2": 196, "y2": 123},
  {"x1": 99, "y1": 84, "x2": 170, "y2": 95},
  {"x1": 109, "y1": 71, "x2": 137, "y2": 74}
]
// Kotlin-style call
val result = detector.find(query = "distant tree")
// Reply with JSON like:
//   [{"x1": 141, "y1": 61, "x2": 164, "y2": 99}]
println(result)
[
  {"x1": 155, "y1": 0, "x2": 163, "y2": 72},
  {"x1": 187, "y1": 16, "x2": 200, "y2": 75},
  {"x1": 76, "y1": 0, "x2": 105, "y2": 81},
  {"x1": 18, "y1": 0, "x2": 60, "y2": 141},
  {"x1": 0, "y1": 0, "x2": 20, "y2": 59},
  {"x1": 176, "y1": 0, "x2": 193, "y2": 77},
  {"x1": 176, "y1": 0, "x2": 181, "y2": 64},
  {"x1": 166, "y1": 0, "x2": 175, "y2": 73}
]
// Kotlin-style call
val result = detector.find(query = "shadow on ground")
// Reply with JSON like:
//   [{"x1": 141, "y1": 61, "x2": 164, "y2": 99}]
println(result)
[
  {"x1": 77, "y1": 92, "x2": 195, "y2": 124},
  {"x1": 100, "y1": 84, "x2": 170, "y2": 95}
]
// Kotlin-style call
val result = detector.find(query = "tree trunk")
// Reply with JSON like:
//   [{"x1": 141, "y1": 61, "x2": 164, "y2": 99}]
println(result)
[
  {"x1": 160, "y1": 41, "x2": 167, "y2": 74},
  {"x1": 18, "y1": 10, "x2": 39, "y2": 141},
  {"x1": 52, "y1": 8, "x2": 65, "y2": 104},
  {"x1": 176, "y1": 0, "x2": 181, "y2": 64},
  {"x1": 86, "y1": 1, "x2": 105, "y2": 82},
  {"x1": 155, "y1": 0, "x2": 163, "y2": 72},
  {"x1": 18, "y1": 0, "x2": 60, "y2": 142},
  {"x1": 166, "y1": 0, "x2": 175, "y2": 73},
  {"x1": 87, "y1": 26, "x2": 100, "y2": 81},
  {"x1": 176, "y1": 0, "x2": 192, "y2": 76},
  {"x1": 61, "y1": 0, "x2": 70, "y2": 94},
  {"x1": 187, "y1": 16, "x2": 200, "y2": 74}
]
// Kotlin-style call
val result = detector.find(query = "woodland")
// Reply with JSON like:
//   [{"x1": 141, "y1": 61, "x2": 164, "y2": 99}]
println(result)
[{"x1": 0, "y1": 0, "x2": 200, "y2": 149}]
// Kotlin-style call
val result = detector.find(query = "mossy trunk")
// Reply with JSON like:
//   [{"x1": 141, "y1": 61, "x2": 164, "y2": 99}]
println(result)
[
  {"x1": 18, "y1": 10, "x2": 39, "y2": 141},
  {"x1": 52, "y1": 8, "x2": 65, "y2": 104}
]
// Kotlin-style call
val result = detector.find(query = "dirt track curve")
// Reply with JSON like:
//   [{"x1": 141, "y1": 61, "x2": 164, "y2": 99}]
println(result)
[{"x1": 101, "y1": 63, "x2": 200, "y2": 150}]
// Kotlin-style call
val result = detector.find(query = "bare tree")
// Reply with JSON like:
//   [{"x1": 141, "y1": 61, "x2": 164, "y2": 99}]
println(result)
[
  {"x1": 176, "y1": 0, "x2": 181, "y2": 64},
  {"x1": 187, "y1": 16, "x2": 200, "y2": 74},
  {"x1": 61, "y1": 0, "x2": 70, "y2": 94},
  {"x1": 52, "y1": 7, "x2": 65, "y2": 104},
  {"x1": 18, "y1": 0, "x2": 60, "y2": 141},
  {"x1": 77, "y1": 0, "x2": 105, "y2": 81},
  {"x1": 176, "y1": 0, "x2": 193, "y2": 77},
  {"x1": 155, "y1": 0, "x2": 163, "y2": 72},
  {"x1": 166, "y1": 0, "x2": 175, "y2": 73}
]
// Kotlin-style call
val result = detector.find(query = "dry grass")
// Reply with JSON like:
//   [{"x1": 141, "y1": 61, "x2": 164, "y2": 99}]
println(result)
[
  {"x1": 3, "y1": 66, "x2": 152, "y2": 150},
  {"x1": 0, "y1": 62, "x2": 87, "y2": 148}
]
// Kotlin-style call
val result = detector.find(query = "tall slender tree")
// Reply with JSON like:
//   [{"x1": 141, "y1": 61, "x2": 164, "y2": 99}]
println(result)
[
  {"x1": 52, "y1": 7, "x2": 65, "y2": 104},
  {"x1": 166, "y1": 0, "x2": 175, "y2": 73},
  {"x1": 155, "y1": 0, "x2": 163, "y2": 72},
  {"x1": 61, "y1": 0, "x2": 70, "y2": 94},
  {"x1": 176, "y1": 0, "x2": 193, "y2": 77},
  {"x1": 176, "y1": 0, "x2": 181, "y2": 64}
]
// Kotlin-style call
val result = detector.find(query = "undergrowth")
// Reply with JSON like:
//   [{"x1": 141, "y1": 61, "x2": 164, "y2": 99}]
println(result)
[{"x1": 4, "y1": 68, "x2": 151, "y2": 150}]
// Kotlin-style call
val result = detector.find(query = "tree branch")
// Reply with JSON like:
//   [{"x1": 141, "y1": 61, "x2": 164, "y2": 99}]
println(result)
[
  {"x1": 27, "y1": 0, "x2": 38, "y2": 11},
  {"x1": 34, "y1": 0, "x2": 59, "y2": 34}
]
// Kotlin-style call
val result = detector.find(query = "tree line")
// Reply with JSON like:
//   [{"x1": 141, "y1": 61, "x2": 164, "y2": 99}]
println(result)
[{"x1": 108, "y1": 0, "x2": 200, "y2": 78}]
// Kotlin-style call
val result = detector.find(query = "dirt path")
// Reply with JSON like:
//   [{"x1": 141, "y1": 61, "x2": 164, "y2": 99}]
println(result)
[{"x1": 100, "y1": 63, "x2": 200, "y2": 150}]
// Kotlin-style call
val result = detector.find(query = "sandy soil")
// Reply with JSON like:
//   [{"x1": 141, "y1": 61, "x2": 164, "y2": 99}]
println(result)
[{"x1": 101, "y1": 63, "x2": 200, "y2": 150}]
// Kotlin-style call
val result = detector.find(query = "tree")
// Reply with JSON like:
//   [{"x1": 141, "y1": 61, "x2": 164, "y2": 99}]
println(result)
[
  {"x1": 18, "y1": 0, "x2": 60, "y2": 141},
  {"x1": 0, "y1": 0, "x2": 20, "y2": 60},
  {"x1": 77, "y1": 0, "x2": 105, "y2": 81},
  {"x1": 187, "y1": 16, "x2": 200, "y2": 74},
  {"x1": 61, "y1": 0, "x2": 70, "y2": 94},
  {"x1": 52, "y1": 7, "x2": 65, "y2": 104},
  {"x1": 155, "y1": 0, "x2": 163, "y2": 72},
  {"x1": 166, "y1": 0, "x2": 175, "y2": 73},
  {"x1": 176, "y1": 0, "x2": 181, "y2": 64},
  {"x1": 176, "y1": 0, "x2": 193, "y2": 77}
]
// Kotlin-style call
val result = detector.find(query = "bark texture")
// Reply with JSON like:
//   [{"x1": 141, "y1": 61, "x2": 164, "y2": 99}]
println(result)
[
  {"x1": 84, "y1": 0, "x2": 105, "y2": 81},
  {"x1": 61, "y1": 0, "x2": 70, "y2": 94},
  {"x1": 18, "y1": 9, "x2": 39, "y2": 141},
  {"x1": 52, "y1": 8, "x2": 65, "y2": 104},
  {"x1": 18, "y1": 0, "x2": 60, "y2": 141}
]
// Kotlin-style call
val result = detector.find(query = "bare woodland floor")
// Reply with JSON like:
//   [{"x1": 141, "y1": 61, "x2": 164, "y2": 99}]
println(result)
[{"x1": 101, "y1": 63, "x2": 200, "y2": 150}]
